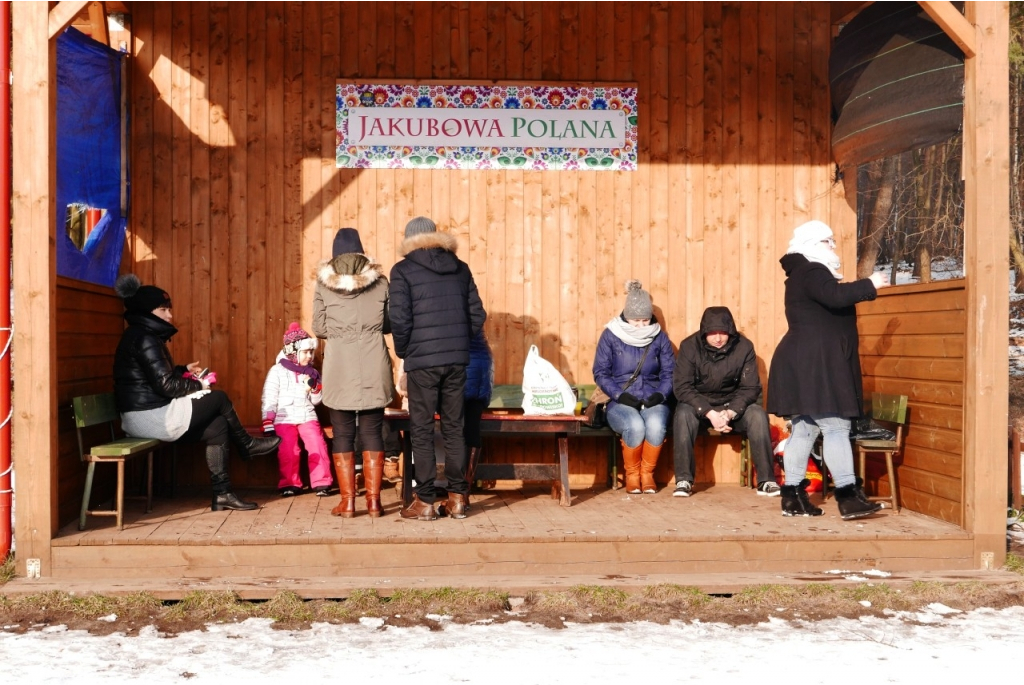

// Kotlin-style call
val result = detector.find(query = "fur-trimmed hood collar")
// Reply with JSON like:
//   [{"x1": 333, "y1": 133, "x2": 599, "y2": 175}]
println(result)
[
  {"x1": 400, "y1": 231, "x2": 460, "y2": 274},
  {"x1": 315, "y1": 253, "x2": 385, "y2": 294}
]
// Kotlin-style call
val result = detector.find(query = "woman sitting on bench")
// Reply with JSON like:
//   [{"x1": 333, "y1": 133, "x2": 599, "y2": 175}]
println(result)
[
  {"x1": 592, "y1": 281, "x2": 675, "y2": 494},
  {"x1": 113, "y1": 275, "x2": 281, "y2": 512}
]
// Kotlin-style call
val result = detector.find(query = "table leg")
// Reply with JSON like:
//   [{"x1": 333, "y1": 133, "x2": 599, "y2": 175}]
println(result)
[
  {"x1": 557, "y1": 433, "x2": 571, "y2": 506},
  {"x1": 401, "y1": 429, "x2": 413, "y2": 508}
]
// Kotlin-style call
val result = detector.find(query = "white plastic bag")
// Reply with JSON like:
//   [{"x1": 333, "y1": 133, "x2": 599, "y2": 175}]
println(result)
[{"x1": 521, "y1": 345, "x2": 576, "y2": 415}]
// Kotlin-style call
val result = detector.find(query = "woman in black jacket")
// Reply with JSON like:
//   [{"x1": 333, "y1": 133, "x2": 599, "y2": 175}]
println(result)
[
  {"x1": 766, "y1": 221, "x2": 888, "y2": 520},
  {"x1": 113, "y1": 275, "x2": 281, "y2": 511}
]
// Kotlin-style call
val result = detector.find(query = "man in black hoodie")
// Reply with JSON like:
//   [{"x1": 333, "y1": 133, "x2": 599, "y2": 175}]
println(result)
[
  {"x1": 671, "y1": 306, "x2": 780, "y2": 498},
  {"x1": 390, "y1": 216, "x2": 487, "y2": 521}
]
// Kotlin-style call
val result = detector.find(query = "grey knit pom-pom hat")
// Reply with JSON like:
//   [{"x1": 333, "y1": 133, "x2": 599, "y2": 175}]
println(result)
[{"x1": 622, "y1": 280, "x2": 653, "y2": 320}]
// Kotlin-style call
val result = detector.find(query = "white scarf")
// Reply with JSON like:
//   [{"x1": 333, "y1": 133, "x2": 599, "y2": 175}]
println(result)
[{"x1": 606, "y1": 316, "x2": 661, "y2": 347}]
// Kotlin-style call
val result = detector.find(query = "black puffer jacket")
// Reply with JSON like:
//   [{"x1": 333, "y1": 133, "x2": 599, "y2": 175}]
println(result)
[
  {"x1": 766, "y1": 253, "x2": 877, "y2": 418},
  {"x1": 113, "y1": 312, "x2": 202, "y2": 412},
  {"x1": 388, "y1": 231, "x2": 486, "y2": 372},
  {"x1": 673, "y1": 306, "x2": 761, "y2": 417}
]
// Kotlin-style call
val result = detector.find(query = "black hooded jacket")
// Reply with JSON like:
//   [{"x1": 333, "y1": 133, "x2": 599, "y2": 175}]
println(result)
[
  {"x1": 672, "y1": 306, "x2": 761, "y2": 417},
  {"x1": 113, "y1": 312, "x2": 202, "y2": 412},
  {"x1": 388, "y1": 231, "x2": 487, "y2": 372}
]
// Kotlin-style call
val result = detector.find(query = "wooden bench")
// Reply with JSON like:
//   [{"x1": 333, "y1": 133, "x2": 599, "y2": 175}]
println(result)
[
  {"x1": 73, "y1": 393, "x2": 160, "y2": 531},
  {"x1": 385, "y1": 384, "x2": 616, "y2": 508}
]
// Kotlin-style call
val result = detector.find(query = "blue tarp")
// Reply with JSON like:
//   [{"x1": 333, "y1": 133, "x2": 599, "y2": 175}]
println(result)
[{"x1": 55, "y1": 28, "x2": 126, "y2": 287}]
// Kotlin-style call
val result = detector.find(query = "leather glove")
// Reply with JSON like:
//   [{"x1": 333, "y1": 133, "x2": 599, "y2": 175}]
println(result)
[
  {"x1": 644, "y1": 393, "x2": 665, "y2": 407},
  {"x1": 617, "y1": 392, "x2": 642, "y2": 409}
]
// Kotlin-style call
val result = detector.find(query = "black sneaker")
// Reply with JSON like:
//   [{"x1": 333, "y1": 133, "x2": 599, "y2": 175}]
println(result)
[
  {"x1": 834, "y1": 483, "x2": 883, "y2": 520},
  {"x1": 279, "y1": 486, "x2": 301, "y2": 498},
  {"x1": 781, "y1": 479, "x2": 823, "y2": 517},
  {"x1": 672, "y1": 480, "x2": 693, "y2": 498},
  {"x1": 756, "y1": 481, "x2": 782, "y2": 497}
]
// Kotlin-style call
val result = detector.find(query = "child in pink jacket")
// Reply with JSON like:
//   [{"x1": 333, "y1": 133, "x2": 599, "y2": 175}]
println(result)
[{"x1": 261, "y1": 323, "x2": 334, "y2": 497}]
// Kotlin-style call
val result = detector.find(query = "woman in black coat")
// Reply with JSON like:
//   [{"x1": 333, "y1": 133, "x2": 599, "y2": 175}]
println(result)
[
  {"x1": 113, "y1": 275, "x2": 281, "y2": 511},
  {"x1": 766, "y1": 221, "x2": 888, "y2": 520}
]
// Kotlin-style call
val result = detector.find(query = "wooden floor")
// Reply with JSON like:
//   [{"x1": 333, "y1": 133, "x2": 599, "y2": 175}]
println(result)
[{"x1": 47, "y1": 482, "x2": 976, "y2": 586}]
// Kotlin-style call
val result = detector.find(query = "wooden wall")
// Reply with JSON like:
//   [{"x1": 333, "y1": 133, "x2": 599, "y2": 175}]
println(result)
[
  {"x1": 123, "y1": 1, "x2": 836, "y2": 490},
  {"x1": 858, "y1": 280, "x2": 966, "y2": 526}
]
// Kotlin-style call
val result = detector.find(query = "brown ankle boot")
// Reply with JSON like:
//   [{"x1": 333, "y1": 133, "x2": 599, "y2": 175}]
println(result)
[
  {"x1": 330, "y1": 452, "x2": 356, "y2": 517},
  {"x1": 640, "y1": 441, "x2": 663, "y2": 494},
  {"x1": 621, "y1": 441, "x2": 643, "y2": 494},
  {"x1": 446, "y1": 492, "x2": 467, "y2": 519},
  {"x1": 400, "y1": 493, "x2": 437, "y2": 521},
  {"x1": 364, "y1": 451, "x2": 385, "y2": 518}
]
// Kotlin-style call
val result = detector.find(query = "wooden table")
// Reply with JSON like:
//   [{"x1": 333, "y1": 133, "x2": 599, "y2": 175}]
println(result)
[{"x1": 384, "y1": 410, "x2": 613, "y2": 507}]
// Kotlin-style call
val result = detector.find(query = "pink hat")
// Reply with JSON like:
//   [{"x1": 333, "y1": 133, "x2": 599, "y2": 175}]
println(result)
[{"x1": 282, "y1": 322, "x2": 316, "y2": 359}]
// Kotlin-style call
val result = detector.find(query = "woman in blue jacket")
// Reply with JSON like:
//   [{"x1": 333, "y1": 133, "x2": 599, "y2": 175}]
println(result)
[{"x1": 593, "y1": 281, "x2": 676, "y2": 494}]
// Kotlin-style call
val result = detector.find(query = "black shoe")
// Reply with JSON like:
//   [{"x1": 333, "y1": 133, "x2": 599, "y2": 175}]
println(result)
[
  {"x1": 834, "y1": 482, "x2": 882, "y2": 520},
  {"x1": 313, "y1": 485, "x2": 337, "y2": 497},
  {"x1": 212, "y1": 492, "x2": 259, "y2": 511},
  {"x1": 781, "y1": 479, "x2": 823, "y2": 517},
  {"x1": 279, "y1": 486, "x2": 301, "y2": 498}
]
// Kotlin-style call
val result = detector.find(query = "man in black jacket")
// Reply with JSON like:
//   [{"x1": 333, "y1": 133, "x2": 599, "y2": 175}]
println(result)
[
  {"x1": 671, "y1": 306, "x2": 780, "y2": 498},
  {"x1": 390, "y1": 216, "x2": 487, "y2": 521}
]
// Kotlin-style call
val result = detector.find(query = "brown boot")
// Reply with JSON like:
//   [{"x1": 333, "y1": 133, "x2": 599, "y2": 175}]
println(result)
[
  {"x1": 446, "y1": 492, "x2": 467, "y2": 519},
  {"x1": 640, "y1": 441, "x2": 663, "y2": 494},
  {"x1": 400, "y1": 493, "x2": 438, "y2": 521},
  {"x1": 621, "y1": 441, "x2": 643, "y2": 494},
  {"x1": 364, "y1": 451, "x2": 385, "y2": 518},
  {"x1": 330, "y1": 452, "x2": 356, "y2": 518}
]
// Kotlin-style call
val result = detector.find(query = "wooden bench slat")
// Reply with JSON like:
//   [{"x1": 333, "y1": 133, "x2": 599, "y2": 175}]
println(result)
[{"x1": 89, "y1": 438, "x2": 163, "y2": 457}]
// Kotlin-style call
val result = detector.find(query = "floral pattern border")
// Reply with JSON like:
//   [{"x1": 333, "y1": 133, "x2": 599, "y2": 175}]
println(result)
[{"x1": 336, "y1": 82, "x2": 638, "y2": 171}]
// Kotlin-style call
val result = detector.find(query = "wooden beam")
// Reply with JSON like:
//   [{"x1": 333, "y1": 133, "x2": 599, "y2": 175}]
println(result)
[
  {"x1": 830, "y1": 2, "x2": 871, "y2": 26},
  {"x1": 961, "y1": 1, "x2": 1009, "y2": 568},
  {"x1": 12, "y1": 2, "x2": 58, "y2": 576},
  {"x1": 48, "y1": 0, "x2": 89, "y2": 40},
  {"x1": 918, "y1": 1, "x2": 977, "y2": 58},
  {"x1": 87, "y1": 1, "x2": 109, "y2": 47}
]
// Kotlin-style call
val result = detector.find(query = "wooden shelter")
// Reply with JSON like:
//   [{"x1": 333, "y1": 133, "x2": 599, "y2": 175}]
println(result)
[{"x1": 8, "y1": 2, "x2": 1010, "y2": 588}]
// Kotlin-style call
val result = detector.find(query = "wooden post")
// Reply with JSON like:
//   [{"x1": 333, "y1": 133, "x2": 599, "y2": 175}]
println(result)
[
  {"x1": 12, "y1": 2, "x2": 58, "y2": 576},
  {"x1": 962, "y1": 1, "x2": 1010, "y2": 569}
]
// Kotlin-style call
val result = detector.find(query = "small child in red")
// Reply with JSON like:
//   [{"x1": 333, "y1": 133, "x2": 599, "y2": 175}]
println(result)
[{"x1": 261, "y1": 323, "x2": 334, "y2": 497}]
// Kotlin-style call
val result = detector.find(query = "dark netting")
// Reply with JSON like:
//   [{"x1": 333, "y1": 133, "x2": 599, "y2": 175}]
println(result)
[
  {"x1": 56, "y1": 28, "x2": 126, "y2": 287},
  {"x1": 830, "y1": 2, "x2": 964, "y2": 169}
]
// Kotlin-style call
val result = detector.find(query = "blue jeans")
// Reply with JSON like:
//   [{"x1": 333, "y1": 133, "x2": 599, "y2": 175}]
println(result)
[
  {"x1": 783, "y1": 414, "x2": 855, "y2": 489},
  {"x1": 606, "y1": 403, "x2": 670, "y2": 449}
]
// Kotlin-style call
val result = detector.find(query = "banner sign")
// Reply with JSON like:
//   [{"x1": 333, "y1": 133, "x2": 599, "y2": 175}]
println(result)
[{"x1": 336, "y1": 82, "x2": 638, "y2": 171}]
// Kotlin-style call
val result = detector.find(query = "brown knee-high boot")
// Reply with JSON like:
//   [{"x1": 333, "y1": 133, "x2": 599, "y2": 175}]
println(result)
[
  {"x1": 364, "y1": 451, "x2": 385, "y2": 517},
  {"x1": 331, "y1": 452, "x2": 356, "y2": 517},
  {"x1": 640, "y1": 441, "x2": 663, "y2": 494},
  {"x1": 621, "y1": 441, "x2": 643, "y2": 494}
]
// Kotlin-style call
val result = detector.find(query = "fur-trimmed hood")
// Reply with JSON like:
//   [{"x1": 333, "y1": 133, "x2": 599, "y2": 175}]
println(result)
[
  {"x1": 399, "y1": 231, "x2": 460, "y2": 275},
  {"x1": 315, "y1": 253, "x2": 386, "y2": 294}
]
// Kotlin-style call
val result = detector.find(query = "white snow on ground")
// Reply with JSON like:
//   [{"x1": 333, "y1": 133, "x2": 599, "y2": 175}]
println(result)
[{"x1": 1, "y1": 607, "x2": 1024, "y2": 684}]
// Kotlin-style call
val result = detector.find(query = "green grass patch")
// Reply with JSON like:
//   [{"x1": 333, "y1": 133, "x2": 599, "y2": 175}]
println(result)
[
  {"x1": 0, "y1": 553, "x2": 13, "y2": 586},
  {"x1": 165, "y1": 591, "x2": 250, "y2": 622},
  {"x1": 1006, "y1": 553, "x2": 1024, "y2": 575}
]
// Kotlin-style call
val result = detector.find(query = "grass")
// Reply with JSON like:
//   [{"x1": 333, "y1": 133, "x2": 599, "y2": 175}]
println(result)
[
  {"x1": 1005, "y1": 552, "x2": 1024, "y2": 574},
  {"x1": 1, "y1": 581, "x2": 1023, "y2": 632},
  {"x1": 0, "y1": 553, "x2": 13, "y2": 585}
]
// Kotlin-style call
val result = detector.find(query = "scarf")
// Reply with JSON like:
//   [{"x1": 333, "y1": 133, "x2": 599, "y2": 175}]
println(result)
[
  {"x1": 278, "y1": 357, "x2": 321, "y2": 386},
  {"x1": 786, "y1": 219, "x2": 843, "y2": 280},
  {"x1": 605, "y1": 316, "x2": 661, "y2": 348}
]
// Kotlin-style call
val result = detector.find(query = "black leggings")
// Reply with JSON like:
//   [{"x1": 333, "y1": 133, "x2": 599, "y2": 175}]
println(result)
[
  {"x1": 329, "y1": 407, "x2": 385, "y2": 453},
  {"x1": 178, "y1": 390, "x2": 233, "y2": 446}
]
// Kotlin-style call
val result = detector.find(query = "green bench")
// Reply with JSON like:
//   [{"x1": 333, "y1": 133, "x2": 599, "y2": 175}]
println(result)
[{"x1": 73, "y1": 393, "x2": 159, "y2": 531}]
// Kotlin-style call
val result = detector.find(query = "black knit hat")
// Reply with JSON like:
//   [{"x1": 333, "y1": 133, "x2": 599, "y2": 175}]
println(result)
[
  {"x1": 114, "y1": 274, "x2": 172, "y2": 315},
  {"x1": 332, "y1": 227, "x2": 364, "y2": 257}
]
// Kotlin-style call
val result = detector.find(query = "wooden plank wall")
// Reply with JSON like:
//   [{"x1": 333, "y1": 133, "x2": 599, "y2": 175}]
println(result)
[
  {"x1": 126, "y1": 2, "x2": 836, "y2": 490},
  {"x1": 858, "y1": 281, "x2": 966, "y2": 526},
  {"x1": 54, "y1": 278, "x2": 125, "y2": 526}
]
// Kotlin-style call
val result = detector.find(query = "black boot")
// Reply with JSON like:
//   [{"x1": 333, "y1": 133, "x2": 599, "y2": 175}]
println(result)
[
  {"x1": 223, "y1": 406, "x2": 281, "y2": 461},
  {"x1": 835, "y1": 482, "x2": 882, "y2": 520},
  {"x1": 205, "y1": 444, "x2": 259, "y2": 511},
  {"x1": 212, "y1": 492, "x2": 259, "y2": 511},
  {"x1": 781, "y1": 479, "x2": 823, "y2": 517}
]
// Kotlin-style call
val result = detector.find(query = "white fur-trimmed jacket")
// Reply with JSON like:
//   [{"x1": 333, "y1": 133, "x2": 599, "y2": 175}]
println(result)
[{"x1": 261, "y1": 352, "x2": 323, "y2": 427}]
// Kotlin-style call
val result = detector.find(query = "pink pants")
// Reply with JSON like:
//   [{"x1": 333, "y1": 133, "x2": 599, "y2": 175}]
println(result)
[{"x1": 275, "y1": 421, "x2": 333, "y2": 490}]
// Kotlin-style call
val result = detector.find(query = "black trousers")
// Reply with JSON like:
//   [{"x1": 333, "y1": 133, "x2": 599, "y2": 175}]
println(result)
[
  {"x1": 672, "y1": 403, "x2": 776, "y2": 486},
  {"x1": 406, "y1": 364, "x2": 468, "y2": 502},
  {"x1": 329, "y1": 407, "x2": 385, "y2": 453}
]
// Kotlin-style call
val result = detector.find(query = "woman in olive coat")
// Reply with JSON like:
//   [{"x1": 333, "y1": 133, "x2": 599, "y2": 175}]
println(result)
[
  {"x1": 767, "y1": 220, "x2": 888, "y2": 520},
  {"x1": 313, "y1": 227, "x2": 395, "y2": 518}
]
